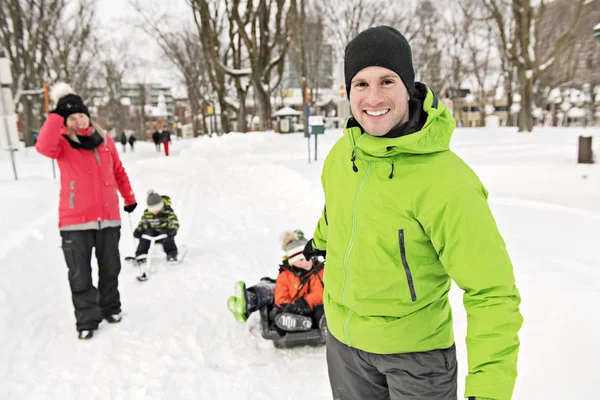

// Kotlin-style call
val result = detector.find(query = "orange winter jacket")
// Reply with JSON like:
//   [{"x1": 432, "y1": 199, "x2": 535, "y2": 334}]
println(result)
[{"x1": 274, "y1": 262, "x2": 324, "y2": 308}]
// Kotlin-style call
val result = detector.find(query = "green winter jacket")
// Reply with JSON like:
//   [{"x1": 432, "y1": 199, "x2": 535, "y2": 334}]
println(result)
[{"x1": 313, "y1": 89, "x2": 522, "y2": 400}]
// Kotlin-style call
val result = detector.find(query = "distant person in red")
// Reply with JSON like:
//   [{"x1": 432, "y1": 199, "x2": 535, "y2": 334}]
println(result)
[
  {"x1": 161, "y1": 128, "x2": 172, "y2": 156},
  {"x1": 35, "y1": 83, "x2": 137, "y2": 341}
]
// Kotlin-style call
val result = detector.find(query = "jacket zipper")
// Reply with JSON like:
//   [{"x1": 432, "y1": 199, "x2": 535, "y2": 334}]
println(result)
[
  {"x1": 398, "y1": 229, "x2": 417, "y2": 301},
  {"x1": 342, "y1": 161, "x2": 372, "y2": 345},
  {"x1": 69, "y1": 180, "x2": 75, "y2": 209}
]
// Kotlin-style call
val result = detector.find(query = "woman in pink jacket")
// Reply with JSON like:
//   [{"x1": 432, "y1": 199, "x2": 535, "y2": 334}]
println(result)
[{"x1": 36, "y1": 84, "x2": 137, "y2": 340}]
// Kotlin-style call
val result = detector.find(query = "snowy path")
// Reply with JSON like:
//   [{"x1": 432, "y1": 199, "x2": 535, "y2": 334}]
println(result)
[{"x1": 1, "y1": 127, "x2": 599, "y2": 399}]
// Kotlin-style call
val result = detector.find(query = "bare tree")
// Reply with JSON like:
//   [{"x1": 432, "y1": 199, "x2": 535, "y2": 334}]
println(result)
[
  {"x1": 288, "y1": 0, "x2": 309, "y2": 136},
  {"x1": 99, "y1": 42, "x2": 130, "y2": 137},
  {"x1": 411, "y1": 1, "x2": 444, "y2": 92},
  {"x1": 321, "y1": 0, "x2": 387, "y2": 56},
  {"x1": 130, "y1": 1, "x2": 212, "y2": 136},
  {"x1": 536, "y1": 0, "x2": 600, "y2": 125},
  {"x1": 47, "y1": 0, "x2": 98, "y2": 101},
  {"x1": 440, "y1": 0, "x2": 475, "y2": 125},
  {"x1": 466, "y1": 23, "x2": 495, "y2": 126},
  {"x1": 228, "y1": 0, "x2": 291, "y2": 131},
  {"x1": 225, "y1": 6, "x2": 251, "y2": 133},
  {"x1": 189, "y1": 0, "x2": 235, "y2": 134},
  {"x1": 133, "y1": 81, "x2": 149, "y2": 139},
  {"x1": 0, "y1": 0, "x2": 66, "y2": 146},
  {"x1": 482, "y1": 0, "x2": 592, "y2": 132},
  {"x1": 290, "y1": 1, "x2": 331, "y2": 102}
]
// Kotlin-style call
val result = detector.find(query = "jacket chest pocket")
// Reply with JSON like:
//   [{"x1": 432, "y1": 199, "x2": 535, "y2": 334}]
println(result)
[{"x1": 398, "y1": 229, "x2": 417, "y2": 302}]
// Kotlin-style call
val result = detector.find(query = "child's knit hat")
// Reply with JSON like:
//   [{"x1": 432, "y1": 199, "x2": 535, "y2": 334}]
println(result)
[
  {"x1": 282, "y1": 230, "x2": 308, "y2": 265},
  {"x1": 147, "y1": 189, "x2": 164, "y2": 213}
]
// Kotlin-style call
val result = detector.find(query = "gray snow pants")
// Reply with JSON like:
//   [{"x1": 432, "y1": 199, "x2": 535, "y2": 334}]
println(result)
[{"x1": 326, "y1": 334, "x2": 457, "y2": 400}]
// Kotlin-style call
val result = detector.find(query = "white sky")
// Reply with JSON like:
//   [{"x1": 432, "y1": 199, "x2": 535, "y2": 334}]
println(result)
[{"x1": 1, "y1": 126, "x2": 600, "y2": 398}]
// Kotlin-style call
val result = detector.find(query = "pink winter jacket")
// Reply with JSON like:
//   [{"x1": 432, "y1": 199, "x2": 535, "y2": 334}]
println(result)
[{"x1": 36, "y1": 114, "x2": 136, "y2": 229}]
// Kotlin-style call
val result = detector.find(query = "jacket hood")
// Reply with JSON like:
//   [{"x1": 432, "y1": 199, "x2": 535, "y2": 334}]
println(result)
[{"x1": 345, "y1": 85, "x2": 456, "y2": 162}]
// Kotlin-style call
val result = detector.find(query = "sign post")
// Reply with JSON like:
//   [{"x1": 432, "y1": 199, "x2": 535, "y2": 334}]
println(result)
[{"x1": 309, "y1": 115, "x2": 325, "y2": 161}]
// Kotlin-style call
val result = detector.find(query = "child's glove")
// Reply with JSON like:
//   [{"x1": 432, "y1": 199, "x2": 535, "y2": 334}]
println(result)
[
  {"x1": 293, "y1": 298, "x2": 311, "y2": 315},
  {"x1": 166, "y1": 228, "x2": 177, "y2": 238},
  {"x1": 303, "y1": 239, "x2": 326, "y2": 261},
  {"x1": 280, "y1": 303, "x2": 298, "y2": 314}
]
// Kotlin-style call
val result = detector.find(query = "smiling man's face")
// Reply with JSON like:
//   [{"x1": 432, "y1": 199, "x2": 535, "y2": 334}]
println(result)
[{"x1": 349, "y1": 66, "x2": 410, "y2": 137}]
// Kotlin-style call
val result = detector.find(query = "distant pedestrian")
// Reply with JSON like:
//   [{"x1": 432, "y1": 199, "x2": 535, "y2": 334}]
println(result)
[
  {"x1": 128, "y1": 134, "x2": 136, "y2": 151},
  {"x1": 119, "y1": 131, "x2": 127, "y2": 152},
  {"x1": 152, "y1": 130, "x2": 161, "y2": 151}
]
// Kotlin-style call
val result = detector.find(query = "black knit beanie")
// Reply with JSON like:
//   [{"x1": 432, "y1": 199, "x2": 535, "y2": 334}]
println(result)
[
  {"x1": 344, "y1": 26, "x2": 415, "y2": 99},
  {"x1": 55, "y1": 94, "x2": 90, "y2": 125}
]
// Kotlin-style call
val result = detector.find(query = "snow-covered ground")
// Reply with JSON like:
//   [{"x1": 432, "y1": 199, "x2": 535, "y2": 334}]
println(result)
[{"x1": 1, "y1": 127, "x2": 599, "y2": 399}]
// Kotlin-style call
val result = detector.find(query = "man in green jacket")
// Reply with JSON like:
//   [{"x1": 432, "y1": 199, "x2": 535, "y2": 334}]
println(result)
[{"x1": 303, "y1": 26, "x2": 523, "y2": 400}]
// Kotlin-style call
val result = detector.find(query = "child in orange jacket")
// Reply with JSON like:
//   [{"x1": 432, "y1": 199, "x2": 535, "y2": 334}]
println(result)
[
  {"x1": 273, "y1": 231, "x2": 324, "y2": 319},
  {"x1": 227, "y1": 230, "x2": 325, "y2": 333}
]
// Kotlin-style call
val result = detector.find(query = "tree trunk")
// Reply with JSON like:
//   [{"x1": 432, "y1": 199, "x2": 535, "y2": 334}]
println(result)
[
  {"x1": 479, "y1": 90, "x2": 486, "y2": 127},
  {"x1": 190, "y1": 100, "x2": 202, "y2": 137},
  {"x1": 254, "y1": 83, "x2": 272, "y2": 131},
  {"x1": 220, "y1": 112, "x2": 230, "y2": 135},
  {"x1": 201, "y1": 101, "x2": 210, "y2": 136},
  {"x1": 453, "y1": 97, "x2": 462, "y2": 127},
  {"x1": 237, "y1": 91, "x2": 248, "y2": 132},
  {"x1": 505, "y1": 67, "x2": 514, "y2": 127},
  {"x1": 517, "y1": 72, "x2": 534, "y2": 132}
]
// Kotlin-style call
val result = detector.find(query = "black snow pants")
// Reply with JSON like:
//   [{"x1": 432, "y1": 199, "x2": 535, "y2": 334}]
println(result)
[
  {"x1": 327, "y1": 334, "x2": 457, "y2": 400},
  {"x1": 135, "y1": 235, "x2": 177, "y2": 257},
  {"x1": 60, "y1": 227, "x2": 122, "y2": 332}
]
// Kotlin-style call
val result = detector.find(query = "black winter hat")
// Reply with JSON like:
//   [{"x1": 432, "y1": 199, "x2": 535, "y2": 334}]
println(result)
[
  {"x1": 55, "y1": 94, "x2": 90, "y2": 125},
  {"x1": 344, "y1": 26, "x2": 415, "y2": 99}
]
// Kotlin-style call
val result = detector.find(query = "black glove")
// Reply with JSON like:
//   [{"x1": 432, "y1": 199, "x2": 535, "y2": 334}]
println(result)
[
  {"x1": 280, "y1": 303, "x2": 298, "y2": 314},
  {"x1": 293, "y1": 298, "x2": 311, "y2": 315},
  {"x1": 166, "y1": 228, "x2": 177, "y2": 238},
  {"x1": 124, "y1": 203, "x2": 137, "y2": 213},
  {"x1": 303, "y1": 239, "x2": 326, "y2": 261},
  {"x1": 133, "y1": 230, "x2": 142, "y2": 239}
]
